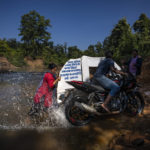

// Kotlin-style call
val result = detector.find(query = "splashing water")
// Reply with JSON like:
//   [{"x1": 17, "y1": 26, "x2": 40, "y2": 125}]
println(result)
[{"x1": 0, "y1": 72, "x2": 70, "y2": 130}]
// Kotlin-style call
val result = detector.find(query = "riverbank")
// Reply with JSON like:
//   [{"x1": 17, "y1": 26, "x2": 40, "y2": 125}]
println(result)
[{"x1": 0, "y1": 57, "x2": 46, "y2": 72}]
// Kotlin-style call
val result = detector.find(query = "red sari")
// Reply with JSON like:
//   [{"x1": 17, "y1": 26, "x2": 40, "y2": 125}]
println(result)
[{"x1": 34, "y1": 72, "x2": 56, "y2": 107}]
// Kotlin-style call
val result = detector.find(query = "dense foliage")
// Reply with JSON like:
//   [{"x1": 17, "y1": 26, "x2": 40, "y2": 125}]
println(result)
[{"x1": 0, "y1": 11, "x2": 150, "y2": 67}]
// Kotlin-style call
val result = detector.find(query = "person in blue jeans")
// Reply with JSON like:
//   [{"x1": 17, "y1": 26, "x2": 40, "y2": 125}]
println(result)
[{"x1": 94, "y1": 51, "x2": 127, "y2": 113}]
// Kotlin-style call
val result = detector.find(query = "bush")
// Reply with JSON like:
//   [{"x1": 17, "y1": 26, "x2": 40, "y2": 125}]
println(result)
[{"x1": 5, "y1": 48, "x2": 26, "y2": 67}]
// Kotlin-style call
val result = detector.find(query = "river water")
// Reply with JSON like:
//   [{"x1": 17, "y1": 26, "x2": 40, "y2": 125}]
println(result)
[
  {"x1": 0, "y1": 72, "x2": 149, "y2": 150},
  {"x1": 0, "y1": 72, "x2": 70, "y2": 129}
]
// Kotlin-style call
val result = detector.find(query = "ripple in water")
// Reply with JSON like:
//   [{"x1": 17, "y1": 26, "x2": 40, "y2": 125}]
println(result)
[{"x1": 0, "y1": 72, "x2": 71, "y2": 130}]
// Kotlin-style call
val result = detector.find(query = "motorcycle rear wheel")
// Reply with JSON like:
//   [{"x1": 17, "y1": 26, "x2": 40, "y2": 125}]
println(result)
[{"x1": 65, "y1": 96, "x2": 92, "y2": 126}]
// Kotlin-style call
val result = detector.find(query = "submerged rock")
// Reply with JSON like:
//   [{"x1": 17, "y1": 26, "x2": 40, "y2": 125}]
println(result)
[{"x1": 131, "y1": 138, "x2": 145, "y2": 146}]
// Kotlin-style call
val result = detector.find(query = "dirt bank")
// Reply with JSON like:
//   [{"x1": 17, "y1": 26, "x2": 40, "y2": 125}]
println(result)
[
  {"x1": 24, "y1": 57, "x2": 46, "y2": 72},
  {"x1": 0, "y1": 57, "x2": 46, "y2": 72},
  {"x1": 138, "y1": 57, "x2": 150, "y2": 85},
  {"x1": 0, "y1": 57, "x2": 18, "y2": 72}
]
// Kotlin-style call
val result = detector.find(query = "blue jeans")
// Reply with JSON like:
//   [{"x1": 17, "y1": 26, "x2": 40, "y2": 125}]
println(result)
[{"x1": 94, "y1": 75, "x2": 120, "y2": 96}]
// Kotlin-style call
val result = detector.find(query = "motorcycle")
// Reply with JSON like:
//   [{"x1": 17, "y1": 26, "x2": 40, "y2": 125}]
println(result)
[{"x1": 64, "y1": 73, "x2": 145, "y2": 126}]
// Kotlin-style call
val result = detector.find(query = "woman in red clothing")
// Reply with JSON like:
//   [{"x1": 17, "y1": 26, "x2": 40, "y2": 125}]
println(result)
[{"x1": 29, "y1": 63, "x2": 61, "y2": 115}]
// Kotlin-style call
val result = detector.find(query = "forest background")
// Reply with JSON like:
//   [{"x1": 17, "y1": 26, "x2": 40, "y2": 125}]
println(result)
[{"x1": 0, "y1": 10, "x2": 150, "y2": 68}]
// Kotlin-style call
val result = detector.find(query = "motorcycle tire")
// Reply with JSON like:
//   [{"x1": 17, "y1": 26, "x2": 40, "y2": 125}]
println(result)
[
  {"x1": 65, "y1": 96, "x2": 92, "y2": 126},
  {"x1": 126, "y1": 92, "x2": 145, "y2": 116}
]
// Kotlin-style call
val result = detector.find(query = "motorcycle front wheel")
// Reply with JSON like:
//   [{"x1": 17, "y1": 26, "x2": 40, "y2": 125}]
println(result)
[
  {"x1": 65, "y1": 96, "x2": 92, "y2": 126},
  {"x1": 126, "y1": 92, "x2": 145, "y2": 116}
]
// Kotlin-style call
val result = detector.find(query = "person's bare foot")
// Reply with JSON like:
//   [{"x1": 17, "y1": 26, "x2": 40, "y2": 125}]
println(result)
[{"x1": 101, "y1": 103, "x2": 111, "y2": 113}]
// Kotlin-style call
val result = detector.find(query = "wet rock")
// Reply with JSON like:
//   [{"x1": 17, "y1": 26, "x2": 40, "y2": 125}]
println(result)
[
  {"x1": 145, "y1": 129, "x2": 150, "y2": 134},
  {"x1": 4, "y1": 113, "x2": 8, "y2": 117},
  {"x1": 131, "y1": 138, "x2": 144, "y2": 146},
  {"x1": 111, "y1": 145, "x2": 132, "y2": 150},
  {"x1": 144, "y1": 91, "x2": 150, "y2": 96},
  {"x1": 145, "y1": 135, "x2": 150, "y2": 141},
  {"x1": 116, "y1": 134, "x2": 130, "y2": 146},
  {"x1": 144, "y1": 129, "x2": 150, "y2": 140}
]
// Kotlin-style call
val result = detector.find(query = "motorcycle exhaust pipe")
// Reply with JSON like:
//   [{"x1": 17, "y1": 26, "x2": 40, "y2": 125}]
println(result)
[
  {"x1": 74, "y1": 101, "x2": 101, "y2": 115},
  {"x1": 74, "y1": 102, "x2": 120, "y2": 116}
]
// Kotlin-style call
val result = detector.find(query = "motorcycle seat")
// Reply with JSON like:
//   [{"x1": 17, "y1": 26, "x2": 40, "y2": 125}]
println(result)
[
  {"x1": 91, "y1": 78, "x2": 110, "y2": 91},
  {"x1": 89, "y1": 84, "x2": 106, "y2": 92}
]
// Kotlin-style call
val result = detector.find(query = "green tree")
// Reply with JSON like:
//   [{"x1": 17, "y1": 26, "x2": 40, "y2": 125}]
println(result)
[
  {"x1": 84, "y1": 45, "x2": 96, "y2": 57},
  {"x1": 133, "y1": 13, "x2": 150, "y2": 38},
  {"x1": 54, "y1": 44, "x2": 65, "y2": 56},
  {"x1": 0, "y1": 39, "x2": 8, "y2": 56},
  {"x1": 19, "y1": 10, "x2": 51, "y2": 57},
  {"x1": 133, "y1": 13, "x2": 150, "y2": 56},
  {"x1": 42, "y1": 43, "x2": 68, "y2": 66},
  {"x1": 68, "y1": 46, "x2": 82, "y2": 58},
  {"x1": 103, "y1": 18, "x2": 134, "y2": 60},
  {"x1": 7, "y1": 38, "x2": 19, "y2": 49},
  {"x1": 54, "y1": 44, "x2": 68, "y2": 64},
  {"x1": 95, "y1": 42, "x2": 104, "y2": 56},
  {"x1": 0, "y1": 39, "x2": 25, "y2": 67},
  {"x1": 42, "y1": 46, "x2": 55, "y2": 65}
]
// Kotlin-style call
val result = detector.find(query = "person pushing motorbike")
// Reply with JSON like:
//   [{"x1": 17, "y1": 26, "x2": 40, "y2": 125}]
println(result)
[
  {"x1": 94, "y1": 51, "x2": 127, "y2": 113},
  {"x1": 28, "y1": 63, "x2": 61, "y2": 115}
]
